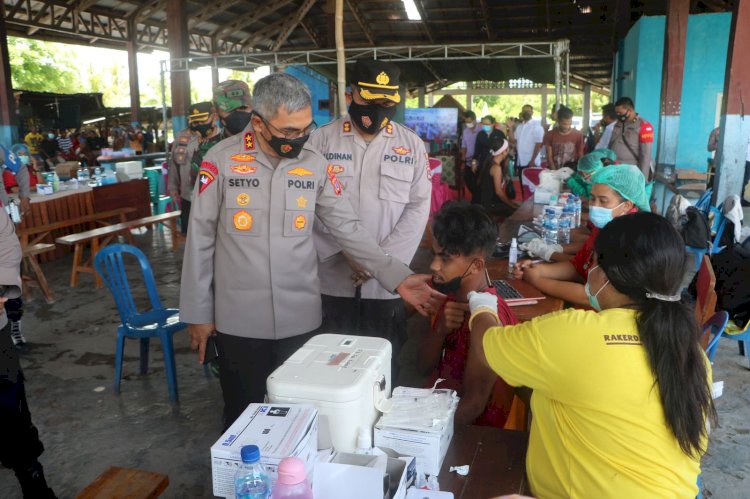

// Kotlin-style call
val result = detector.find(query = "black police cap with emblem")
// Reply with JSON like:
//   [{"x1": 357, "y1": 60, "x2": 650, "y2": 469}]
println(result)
[
  {"x1": 350, "y1": 60, "x2": 402, "y2": 104},
  {"x1": 187, "y1": 101, "x2": 213, "y2": 125}
]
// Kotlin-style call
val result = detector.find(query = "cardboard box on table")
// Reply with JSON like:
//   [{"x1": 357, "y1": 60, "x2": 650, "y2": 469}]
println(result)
[
  {"x1": 210, "y1": 403, "x2": 317, "y2": 498},
  {"x1": 313, "y1": 448, "x2": 417, "y2": 499},
  {"x1": 267, "y1": 334, "x2": 391, "y2": 452},
  {"x1": 374, "y1": 389, "x2": 457, "y2": 476}
]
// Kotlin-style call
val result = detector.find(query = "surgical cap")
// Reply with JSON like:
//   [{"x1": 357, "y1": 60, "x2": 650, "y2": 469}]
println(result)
[
  {"x1": 11, "y1": 143, "x2": 29, "y2": 155},
  {"x1": 590, "y1": 163, "x2": 651, "y2": 212},
  {"x1": 577, "y1": 149, "x2": 617, "y2": 174}
]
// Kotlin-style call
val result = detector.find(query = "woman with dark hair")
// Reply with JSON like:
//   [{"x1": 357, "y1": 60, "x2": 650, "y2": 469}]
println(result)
[
  {"x1": 466, "y1": 212, "x2": 716, "y2": 497},
  {"x1": 477, "y1": 136, "x2": 518, "y2": 218}
]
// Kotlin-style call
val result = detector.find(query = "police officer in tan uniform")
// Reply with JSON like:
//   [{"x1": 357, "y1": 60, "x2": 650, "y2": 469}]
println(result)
[
  {"x1": 180, "y1": 73, "x2": 441, "y2": 427},
  {"x1": 609, "y1": 97, "x2": 654, "y2": 181},
  {"x1": 168, "y1": 102, "x2": 221, "y2": 233},
  {"x1": 311, "y1": 60, "x2": 430, "y2": 380}
]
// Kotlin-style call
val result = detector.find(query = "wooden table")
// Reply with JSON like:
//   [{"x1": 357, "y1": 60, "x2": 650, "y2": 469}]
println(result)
[
  {"x1": 439, "y1": 425, "x2": 529, "y2": 498},
  {"x1": 77, "y1": 466, "x2": 169, "y2": 499}
]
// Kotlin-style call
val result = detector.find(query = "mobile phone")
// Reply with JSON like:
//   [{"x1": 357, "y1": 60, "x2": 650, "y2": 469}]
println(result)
[{"x1": 202, "y1": 335, "x2": 219, "y2": 364}]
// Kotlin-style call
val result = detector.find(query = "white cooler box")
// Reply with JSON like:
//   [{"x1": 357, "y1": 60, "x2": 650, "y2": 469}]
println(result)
[{"x1": 267, "y1": 334, "x2": 391, "y2": 452}]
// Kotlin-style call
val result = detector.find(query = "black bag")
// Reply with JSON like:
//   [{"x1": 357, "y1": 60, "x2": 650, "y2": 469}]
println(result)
[
  {"x1": 504, "y1": 175, "x2": 516, "y2": 200},
  {"x1": 712, "y1": 246, "x2": 750, "y2": 328},
  {"x1": 683, "y1": 207, "x2": 710, "y2": 249}
]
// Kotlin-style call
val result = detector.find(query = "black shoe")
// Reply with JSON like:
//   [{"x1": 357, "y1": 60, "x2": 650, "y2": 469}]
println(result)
[{"x1": 14, "y1": 461, "x2": 57, "y2": 499}]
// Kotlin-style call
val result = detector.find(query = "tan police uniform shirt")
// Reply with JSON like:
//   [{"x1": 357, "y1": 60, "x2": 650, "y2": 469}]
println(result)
[
  {"x1": 179, "y1": 123, "x2": 413, "y2": 340},
  {"x1": 310, "y1": 116, "x2": 431, "y2": 300},
  {"x1": 609, "y1": 115, "x2": 654, "y2": 180},
  {"x1": 167, "y1": 129, "x2": 200, "y2": 201},
  {"x1": 0, "y1": 210, "x2": 22, "y2": 331}
]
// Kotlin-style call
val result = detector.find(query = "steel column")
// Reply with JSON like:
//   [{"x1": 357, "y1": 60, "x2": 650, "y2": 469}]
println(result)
[
  {"x1": 167, "y1": 0, "x2": 190, "y2": 133},
  {"x1": 715, "y1": 0, "x2": 750, "y2": 204},
  {"x1": 582, "y1": 84, "x2": 592, "y2": 133},
  {"x1": 656, "y1": 0, "x2": 689, "y2": 178}
]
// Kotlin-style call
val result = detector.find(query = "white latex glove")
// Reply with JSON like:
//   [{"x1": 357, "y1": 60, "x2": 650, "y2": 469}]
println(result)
[
  {"x1": 467, "y1": 291, "x2": 500, "y2": 330},
  {"x1": 522, "y1": 238, "x2": 562, "y2": 261}
]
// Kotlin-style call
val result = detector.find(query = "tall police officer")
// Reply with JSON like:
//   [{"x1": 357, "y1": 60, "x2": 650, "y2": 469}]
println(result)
[
  {"x1": 169, "y1": 102, "x2": 222, "y2": 233},
  {"x1": 310, "y1": 60, "x2": 430, "y2": 381},
  {"x1": 180, "y1": 73, "x2": 442, "y2": 428},
  {"x1": 609, "y1": 97, "x2": 654, "y2": 181}
]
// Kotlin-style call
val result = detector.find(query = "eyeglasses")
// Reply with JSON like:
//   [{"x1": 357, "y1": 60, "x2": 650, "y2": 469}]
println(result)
[{"x1": 254, "y1": 112, "x2": 317, "y2": 139}]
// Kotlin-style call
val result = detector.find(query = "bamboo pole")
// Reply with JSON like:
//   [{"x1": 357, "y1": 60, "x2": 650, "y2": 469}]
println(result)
[{"x1": 335, "y1": 0, "x2": 346, "y2": 117}]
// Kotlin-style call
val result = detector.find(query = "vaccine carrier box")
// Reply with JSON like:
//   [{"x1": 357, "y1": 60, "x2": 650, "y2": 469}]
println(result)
[
  {"x1": 210, "y1": 403, "x2": 318, "y2": 498},
  {"x1": 267, "y1": 334, "x2": 391, "y2": 452},
  {"x1": 115, "y1": 160, "x2": 143, "y2": 180}
]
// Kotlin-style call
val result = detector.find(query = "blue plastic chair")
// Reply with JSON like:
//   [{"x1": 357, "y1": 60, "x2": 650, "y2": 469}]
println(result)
[
  {"x1": 685, "y1": 246, "x2": 708, "y2": 272},
  {"x1": 708, "y1": 205, "x2": 728, "y2": 255},
  {"x1": 694, "y1": 188, "x2": 713, "y2": 215},
  {"x1": 701, "y1": 311, "x2": 729, "y2": 363},
  {"x1": 94, "y1": 244, "x2": 195, "y2": 403}
]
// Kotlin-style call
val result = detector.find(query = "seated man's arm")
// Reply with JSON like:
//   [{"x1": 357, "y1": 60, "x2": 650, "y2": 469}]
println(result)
[{"x1": 455, "y1": 343, "x2": 502, "y2": 426}]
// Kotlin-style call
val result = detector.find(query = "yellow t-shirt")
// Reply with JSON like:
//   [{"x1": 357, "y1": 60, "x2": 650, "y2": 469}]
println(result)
[
  {"x1": 24, "y1": 132, "x2": 43, "y2": 154},
  {"x1": 483, "y1": 308, "x2": 707, "y2": 498}
]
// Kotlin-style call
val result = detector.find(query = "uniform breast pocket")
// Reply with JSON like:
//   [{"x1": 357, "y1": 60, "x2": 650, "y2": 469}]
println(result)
[
  {"x1": 379, "y1": 162, "x2": 413, "y2": 204},
  {"x1": 226, "y1": 209, "x2": 262, "y2": 237},
  {"x1": 283, "y1": 211, "x2": 312, "y2": 237}
]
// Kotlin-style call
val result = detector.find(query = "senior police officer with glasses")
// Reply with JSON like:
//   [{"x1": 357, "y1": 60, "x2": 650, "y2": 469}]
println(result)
[
  {"x1": 180, "y1": 72, "x2": 443, "y2": 428},
  {"x1": 310, "y1": 60, "x2": 430, "y2": 381}
]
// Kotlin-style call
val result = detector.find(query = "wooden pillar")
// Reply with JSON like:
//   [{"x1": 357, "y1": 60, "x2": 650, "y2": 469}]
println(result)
[
  {"x1": 715, "y1": 0, "x2": 750, "y2": 203},
  {"x1": 127, "y1": 18, "x2": 141, "y2": 125},
  {"x1": 167, "y1": 0, "x2": 190, "y2": 133},
  {"x1": 0, "y1": 13, "x2": 17, "y2": 145},
  {"x1": 656, "y1": 0, "x2": 690, "y2": 177}
]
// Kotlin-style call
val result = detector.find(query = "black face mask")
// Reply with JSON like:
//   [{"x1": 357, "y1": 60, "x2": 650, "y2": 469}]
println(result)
[
  {"x1": 267, "y1": 133, "x2": 309, "y2": 159},
  {"x1": 521, "y1": 111, "x2": 532, "y2": 121},
  {"x1": 349, "y1": 101, "x2": 397, "y2": 134},
  {"x1": 222, "y1": 111, "x2": 252, "y2": 135},
  {"x1": 190, "y1": 123, "x2": 214, "y2": 138},
  {"x1": 617, "y1": 113, "x2": 629, "y2": 122},
  {"x1": 431, "y1": 260, "x2": 477, "y2": 295}
]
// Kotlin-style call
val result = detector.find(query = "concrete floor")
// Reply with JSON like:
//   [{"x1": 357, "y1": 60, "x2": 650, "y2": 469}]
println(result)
[{"x1": 0, "y1": 227, "x2": 748, "y2": 498}]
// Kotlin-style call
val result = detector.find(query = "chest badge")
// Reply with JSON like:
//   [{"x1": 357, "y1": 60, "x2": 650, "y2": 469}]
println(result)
[
  {"x1": 230, "y1": 164, "x2": 256, "y2": 175},
  {"x1": 244, "y1": 132, "x2": 255, "y2": 151},
  {"x1": 288, "y1": 167, "x2": 313, "y2": 177},
  {"x1": 392, "y1": 146, "x2": 411, "y2": 155},
  {"x1": 233, "y1": 210, "x2": 253, "y2": 231},
  {"x1": 294, "y1": 214, "x2": 307, "y2": 230},
  {"x1": 236, "y1": 193, "x2": 250, "y2": 206},
  {"x1": 296, "y1": 195, "x2": 308, "y2": 209}
]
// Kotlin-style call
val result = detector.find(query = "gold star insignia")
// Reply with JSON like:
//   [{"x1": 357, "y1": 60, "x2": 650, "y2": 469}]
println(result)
[{"x1": 296, "y1": 195, "x2": 308, "y2": 209}]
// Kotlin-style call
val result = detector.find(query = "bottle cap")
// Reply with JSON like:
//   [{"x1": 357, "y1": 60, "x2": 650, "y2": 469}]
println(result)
[
  {"x1": 240, "y1": 444, "x2": 260, "y2": 463},
  {"x1": 277, "y1": 456, "x2": 307, "y2": 485}
]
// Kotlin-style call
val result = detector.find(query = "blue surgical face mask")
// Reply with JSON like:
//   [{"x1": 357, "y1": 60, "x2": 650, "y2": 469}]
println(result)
[
  {"x1": 584, "y1": 265, "x2": 610, "y2": 311},
  {"x1": 482, "y1": 124, "x2": 492, "y2": 134},
  {"x1": 588, "y1": 201, "x2": 625, "y2": 229},
  {"x1": 18, "y1": 155, "x2": 30, "y2": 166}
]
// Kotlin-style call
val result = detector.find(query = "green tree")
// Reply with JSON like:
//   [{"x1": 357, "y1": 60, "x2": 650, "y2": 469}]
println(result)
[{"x1": 8, "y1": 37, "x2": 80, "y2": 93}]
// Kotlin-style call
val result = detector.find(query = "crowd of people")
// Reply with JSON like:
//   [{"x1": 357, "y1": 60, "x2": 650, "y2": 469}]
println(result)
[{"x1": 0, "y1": 57, "x2": 717, "y2": 498}]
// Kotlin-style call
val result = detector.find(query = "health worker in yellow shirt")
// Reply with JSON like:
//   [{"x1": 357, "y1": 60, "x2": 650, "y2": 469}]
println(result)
[{"x1": 468, "y1": 212, "x2": 716, "y2": 498}]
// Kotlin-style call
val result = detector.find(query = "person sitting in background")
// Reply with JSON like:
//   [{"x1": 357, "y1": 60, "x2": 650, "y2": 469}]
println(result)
[
  {"x1": 418, "y1": 202, "x2": 518, "y2": 427},
  {"x1": 38, "y1": 132, "x2": 61, "y2": 171},
  {"x1": 23, "y1": 126, "x2": 44, "y2": 169},
  {"x1": 513, "y1": 164, "x2": 650, "y2": 306},
  {"x1": 543, "y1": 106, "x2": 584, "y2": 170},
  {"x1": 56, "y1": 129, "x2": 73, "y2": 159},
  {"x1": 468, "y1": 212, "x2": 715, "y2": 497},
  {"x1": 128, "y1": 122, "x2": 144, "y2": 155},
  {"x1": 477, "y1": 137, "x2": 519, "y2": 219}
]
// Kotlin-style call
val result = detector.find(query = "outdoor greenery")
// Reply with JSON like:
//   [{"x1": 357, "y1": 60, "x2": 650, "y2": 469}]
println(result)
[{"x1": 8, "y1": 37, "x2": 263, "y2": 110}]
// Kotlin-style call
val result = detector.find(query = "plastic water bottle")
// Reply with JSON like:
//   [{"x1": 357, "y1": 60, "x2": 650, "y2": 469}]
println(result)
[
  {"x1": 543, "y1": 208, "x2": 559, "y2": 245},
  {"x1": 271, "y1": 457, "x2": 313, "y2": 499},
  {"x1": 235, "y1": 445, "x2": 270, "y2": 499},
  {"x1": 507, "y1": 237, "x2": 518, "y2": 277},
  {"x1": 558, "y1": 217, "x2": 571, "y2": 245},
  {"x1": 573, "y1": 195, "x2": 582, "y2": 228}
]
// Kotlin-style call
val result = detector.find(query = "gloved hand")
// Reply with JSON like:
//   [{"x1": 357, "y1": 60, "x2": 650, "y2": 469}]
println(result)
[
  {"x1": 467, "y1": 291, "x2": 500, "y2": 330},
  {"x1": 521, "y1": 238, "x2": 562, "y2": 261}
]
